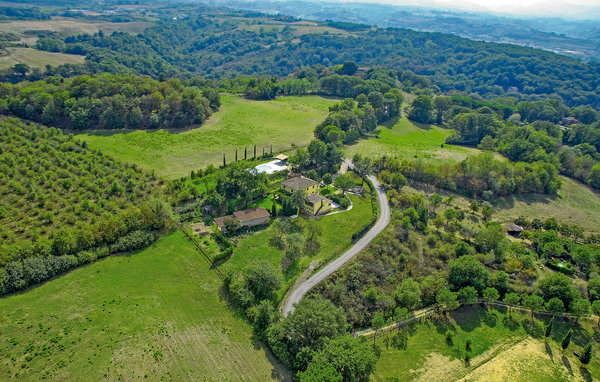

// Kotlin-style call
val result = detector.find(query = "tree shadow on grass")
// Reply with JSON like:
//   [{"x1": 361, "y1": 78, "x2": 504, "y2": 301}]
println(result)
[
  {"x1": 411, "y1": 120, "x2": 434, "y2": 131},
  {"x1": 449, "y1": 305, "x2": 483, "y2": 333},
  {"x1": 251, "y1": 334, "x2": 293, "y2": 382},
  {"x1": 580, "y1": 366, "x2": 592, "y2": 382},
  {"x1": 431, "y1": 315, "x2": 457, "y2": 335},
  {"x1": 380, "y1": 116, "x2": 401, "y2": 129},
  {"x1": 502, "y1": 314, "x2": 520, "y2": 331},
  {"x1": 482, "y1": 309, "x2": 498, "y2": 328},
  {"x1": 522, "y1": 317, "x2": 544, "y2": 338},
  {"x1": 562, "y1": 355, "x2": 573, "y2": 375},
  {"x1": 491, "y1": 193, "x2": 555, "y2": 211},
  {"x1": 545, "y1": 342, "x2": 554, "y2": 363}
]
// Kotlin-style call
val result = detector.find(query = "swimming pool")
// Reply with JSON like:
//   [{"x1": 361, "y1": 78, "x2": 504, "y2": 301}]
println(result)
[{"x1": 254, "y1": 160, "x2": 289, "y2": 174}]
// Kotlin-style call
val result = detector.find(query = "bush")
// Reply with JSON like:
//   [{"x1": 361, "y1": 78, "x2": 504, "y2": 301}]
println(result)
[
  {"x1": 339, "y1": 196, "x2": 351, "y2": 209},
  {"x1": 0, "y1": 255, "x2": 78, "y2": 296},
  {"x1": 213, "y1": 227, "x2": 234, "y2": 248},
  {"x1": 213, "y1": 246, "x2": 233, "y2": 264},
  {"x1": 76, "y1": 251, "x2": 97, "y2": 265},
  {"x1": 110, "y1": 230, "x2": 157, "y2": 253},
  {"x1": 545, "y1": 258, "x2": 576, "y2": 275}
]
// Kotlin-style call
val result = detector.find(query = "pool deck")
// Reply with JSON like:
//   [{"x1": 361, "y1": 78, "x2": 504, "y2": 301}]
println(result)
[{"x1": 254, "y1": 159, "x2": 289, "y2": 174}]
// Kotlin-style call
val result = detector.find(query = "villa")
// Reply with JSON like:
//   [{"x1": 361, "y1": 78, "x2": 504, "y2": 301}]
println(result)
[
  {"x1": 304, "y1": 193, "x2": 333, "y2": 216},
  {"x1": 280, "y1": 176, "x2": 319, "y2": 194}
]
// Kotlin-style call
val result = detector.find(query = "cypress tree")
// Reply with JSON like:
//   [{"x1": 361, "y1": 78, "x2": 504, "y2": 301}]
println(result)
[
  {"x1": 562, "y1": 329, "x2": 572, "y2": 353},
  {"x1": 270, "y1": 144, "x2": 273, "y2": 155},
  {"x1": 271, "y1": 203, "x2": 277, "y2": 217},
  {"x1": 244, "y1": 147, "x2": 247, "y2": 160},
  {"x1": 262, "y1": 147, "x2": 265, "y2": 157},
  {"x1": 235, "y1": 150, "x2": 238, "y2": 161},
  {"x1": 545, "y1": 317, "x2": 554, "y2": 341},
  {"x1": 580, "y1": 343, "x2": 592, "y2": 365},
  {"x1": 254, "y1": 144, "x2": 256, "y2": 159},
  {"x1": 223, "y1": 153, "x2": 226, "y2": 167}
]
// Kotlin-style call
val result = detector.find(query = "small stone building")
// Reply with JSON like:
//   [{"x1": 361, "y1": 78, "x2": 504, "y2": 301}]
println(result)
[{"x1": 214, "y1": 207, "x2": 270, "y2": 233}]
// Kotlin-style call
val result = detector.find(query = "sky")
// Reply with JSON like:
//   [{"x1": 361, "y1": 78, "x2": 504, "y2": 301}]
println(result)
[{"x1": 330, "y1": 0, "x2": 600, "y2": 18}]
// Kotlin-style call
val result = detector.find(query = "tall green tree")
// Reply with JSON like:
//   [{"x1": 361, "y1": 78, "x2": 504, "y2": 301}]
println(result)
[
  {"x1": 436, "y1": 289, "x2": 459, "y2": 314},
  {"x1": 334, "y1": 174, "x2": 355, "y2": 195},
  {"x1": 545, "y1": 317, "x2": 554, "y2": 341},
  {"x1": 307, "y1": 334, "x2": 377, "y2": 382},
  {"x1": 371, "y1": 312, "x2": 385, "y2": 346},
  {"x1": 562, "y1": 329, "x2": 572, "y2": 354},
  {"x1": 393, "y1": 277, "x2": 421, "y2": 311},
  {"x1": 580, "y1": 343, "x2": 592, "y2": 365},
  {"x1": 408, "y1": 95, "x2": 434, "y2": 124}
]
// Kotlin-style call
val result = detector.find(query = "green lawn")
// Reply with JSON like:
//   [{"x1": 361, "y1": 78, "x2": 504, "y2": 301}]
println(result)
[
  {"x1": 230, "y1": 184, "x2": 374, "y2": 297},
  {"x1": 346, "y1": 117, "x2": 479, "y2": 163},
  {"x1": 0, "y1": 232, "x2": 285, "y2": 381},
  {"x1": 78, "y1": 94, "x2": 336, "y2": 179},
  {"x1": 372, "y1": 305, "x2": 599, "y2": 381}
]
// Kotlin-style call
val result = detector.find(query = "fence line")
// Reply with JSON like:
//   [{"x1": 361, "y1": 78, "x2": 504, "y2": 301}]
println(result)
[{"x1": 178, "y1": 225, "x2": 224, "y2": 277}]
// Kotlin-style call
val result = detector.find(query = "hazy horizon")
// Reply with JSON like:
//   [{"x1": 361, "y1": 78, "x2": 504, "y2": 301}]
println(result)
[{"x1": 253, "y1": 0, "x2": 600, "y2": 20}]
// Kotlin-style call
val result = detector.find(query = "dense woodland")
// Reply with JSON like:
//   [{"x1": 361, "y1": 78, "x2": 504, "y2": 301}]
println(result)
[
  {"x1": 25, "y1": 5, "x2": 600, "y2": 108},
  {"x1": 1, "y1": 74, "x2": 220, "y2": 130},
  {"x1": 312, "y1": 187, "x2": 600, "y2": 328},
  {"x1": 0, "y1": 118, "x2": 172, "y2": 295}
]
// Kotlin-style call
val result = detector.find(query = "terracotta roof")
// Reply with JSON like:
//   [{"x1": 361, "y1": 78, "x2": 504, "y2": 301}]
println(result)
[
  {"x1": 233, "y1": 207, "x2": 270, "y2": 222},
  {"x1": 306, "y1": 193, "x2": 331, "y2": 206},
  {"x1": 214, "y1": 214, "x2": 235, "y2": 228},
  {"x1": 281, "y1": 176, "x2": 318, "y2": 191}
]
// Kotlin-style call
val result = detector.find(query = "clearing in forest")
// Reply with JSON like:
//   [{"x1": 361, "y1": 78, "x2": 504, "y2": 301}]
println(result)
[
  {"x1": 0, "y1": 47, "x2": 84, "y2": 70},
  {"x1": 79, "y1": 94, "x2": 336, "y2": 179},
  {"x1": 346, "y1": 117, "x2": 479, "y2": 163}
]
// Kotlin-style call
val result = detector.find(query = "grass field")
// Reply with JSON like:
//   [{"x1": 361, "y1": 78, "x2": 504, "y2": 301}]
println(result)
[
  {"x1": 494, "y1": 176, "x2": 600, "y2": 234},
  {"x1": 0, "y1": 19, "x2": 152, "y2": 44},
  {"x1": 371, "y1": 305, "x2": 599, "y2": 381},
  {"x1": 79, "y1": 94, "x2": 336, "y2": 179},
  {"x1": 0, "y1": 47, "x2": 85, "y2": 70},
  {"x1": 404, "y1": 174, "x2": 600, "y2": 234},
  {"x1": 0, "y1": 232, "x2": 286, "y2": 381},
  {"x1": 346, "y1": 117, "x2": 480, "y2": 163}
]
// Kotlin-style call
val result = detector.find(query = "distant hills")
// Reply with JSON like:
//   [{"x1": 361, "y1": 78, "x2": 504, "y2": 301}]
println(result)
[{"x1": 210, "y1": 0, "x2": 600, "y2": 61}]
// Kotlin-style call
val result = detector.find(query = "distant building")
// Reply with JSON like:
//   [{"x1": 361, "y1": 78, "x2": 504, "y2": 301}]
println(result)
[
  {"x1": 304, "y1": 193, "x2": 333, "y2": 215},
  {"x1": 560, "y1": 117, "x2": 580, "y2": 126},
  {"x1": 273, "y1": 154, "x2": 288, "y2": 162},
  {"x1": 280, "y1": 176, "x2": 319, "y2": 194},
  {"x1": 506, "y1": 223, "x2": 524, "y2": 236},
  {"x1": 214, "y1": 207, "x2": 270, "y2": 233}
]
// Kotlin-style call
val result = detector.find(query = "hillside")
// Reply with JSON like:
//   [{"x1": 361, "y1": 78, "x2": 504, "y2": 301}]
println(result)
[
  {"x1": 0, "y1": 232, "x2": 286, "y2": 381},
  {"x1": 0, "y1": 117, "x2": 160, "y2": 245},
  {"x1": 28, "y1": 4, "x2": 600, "y2": 107},
  {"x1": 0, "y1": 117, "x2": 169, "y2": 296}
]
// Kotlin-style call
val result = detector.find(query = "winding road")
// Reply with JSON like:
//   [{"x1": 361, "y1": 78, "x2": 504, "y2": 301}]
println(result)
[{"x1": 283, "y1": 167, "x2": 391, "y2": 317}]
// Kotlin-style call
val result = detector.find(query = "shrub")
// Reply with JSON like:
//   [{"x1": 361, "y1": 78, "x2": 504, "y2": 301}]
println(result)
[{"x1": 110, "y1": 230, "x2": 157, "y2": 253}]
